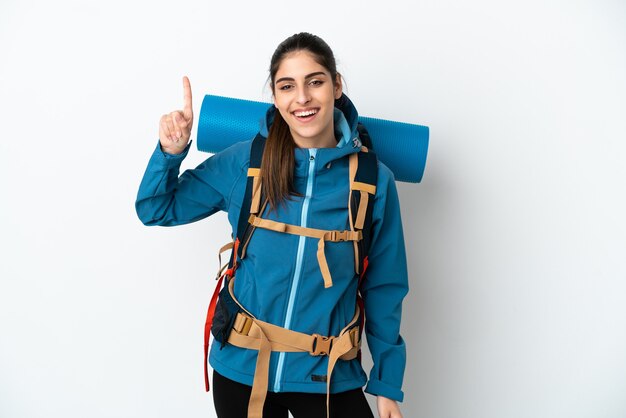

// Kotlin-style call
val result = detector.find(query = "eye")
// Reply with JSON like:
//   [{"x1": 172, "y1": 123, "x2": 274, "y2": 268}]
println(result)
[
  {"x1": 309, "y1": 79, "x2": 324, "y2": 87},
  {"x1": 278, "y1": 84, "x2": 293, "y2": 91}
]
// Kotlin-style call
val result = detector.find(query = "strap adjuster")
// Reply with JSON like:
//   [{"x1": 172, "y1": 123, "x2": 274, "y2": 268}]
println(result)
[
  {"x1": 310, "y1": 334, "x2": 334, "y2": 356},
  {"x1": 233, "y1": 314, "x2": 253, "y2": 336}
]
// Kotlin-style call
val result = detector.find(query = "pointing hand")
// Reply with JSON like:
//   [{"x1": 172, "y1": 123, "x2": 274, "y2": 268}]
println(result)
[{"x1": 159, "y1": 76, "x2": 194, "y2": 155}]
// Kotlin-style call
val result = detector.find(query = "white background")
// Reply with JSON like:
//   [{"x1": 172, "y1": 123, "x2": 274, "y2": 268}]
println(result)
[{"x1": 1, "y1": 1, "x2": 625, "y2": 417}]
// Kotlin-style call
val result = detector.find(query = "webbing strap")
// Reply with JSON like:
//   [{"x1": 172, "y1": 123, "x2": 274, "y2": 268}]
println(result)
[
  {"x1": 349, "y1": 155, "x2": 377, "y2": 229},
  {"x1": 325, "y1": 332, "x2": 357, "y2": 418},
  {"x1": 248, "y1": 214, "x2": 362, "y2": 288},
  {"x1": 348, "y1": 152, "x2": 358, "y2": 190},
  {"x1": 348, "y1": 153, "x2": 361, "y2": 273},
  {"x1": 248, "y1": 215, "x2": 362, "y2": 241},
  {"x1": 229, "y1": 312, "x2": 360, "y2": 356},
  {"x1": 226, "y1": 280, "x2": 361, "y2": 418},
  {"x1": 249, "y1": 168, "x2": 262, "y2": 214},
  {"x1": 248, "y1": 328, "x2": 272, "y2": 418},
  {"x1": 352, "y1": 181, "x2": 376, "y2": 195},
  {"x1": 354, "y1": 190, "x2": 369, "y2": 230},
  {"x1": 215, "y1": 241, "x2": 234, "y2": 279}
]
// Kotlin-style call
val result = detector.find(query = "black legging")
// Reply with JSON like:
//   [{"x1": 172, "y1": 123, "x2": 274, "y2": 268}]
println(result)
[{"x1": 212, "y1": 370, "x2": 375, "y2": 418}]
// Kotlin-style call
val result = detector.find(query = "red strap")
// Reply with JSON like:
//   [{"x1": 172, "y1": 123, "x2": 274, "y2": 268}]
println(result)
[
  {"x1": 204, "y1": 274, "x2": 224, "y2": 392},
  {"x1": 203, "y1": 238, "x2": 240, "y2": 392}
]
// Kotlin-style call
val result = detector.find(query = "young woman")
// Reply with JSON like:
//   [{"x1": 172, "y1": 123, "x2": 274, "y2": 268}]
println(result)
[{"x1": 136, "y1": 33, "x2": 408, "y2": 418}]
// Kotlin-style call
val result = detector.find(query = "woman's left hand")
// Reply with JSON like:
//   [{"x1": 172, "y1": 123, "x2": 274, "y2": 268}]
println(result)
[{"x1": 376, "y1": 395, "x2": 403, "y2": 418}]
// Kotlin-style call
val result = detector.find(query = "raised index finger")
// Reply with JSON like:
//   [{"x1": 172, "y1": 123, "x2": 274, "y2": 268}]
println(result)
[{"x1": 182, "y1": 76, "x2": 193, "y2": 120}]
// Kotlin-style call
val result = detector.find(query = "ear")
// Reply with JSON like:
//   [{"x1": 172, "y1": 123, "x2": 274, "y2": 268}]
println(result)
[{"x1": 334, "y1": 73, "x2": 343, "y2": 99}]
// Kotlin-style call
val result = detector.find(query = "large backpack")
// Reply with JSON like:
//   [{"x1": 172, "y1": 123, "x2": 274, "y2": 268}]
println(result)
[{"x1": 203, "y1": 123, "x2": 379, "y2": 418}]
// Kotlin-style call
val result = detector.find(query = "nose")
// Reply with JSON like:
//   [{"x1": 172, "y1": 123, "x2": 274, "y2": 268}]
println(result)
[{"x1": 295, "y1": 85, "x2": 311, "y2": 105}]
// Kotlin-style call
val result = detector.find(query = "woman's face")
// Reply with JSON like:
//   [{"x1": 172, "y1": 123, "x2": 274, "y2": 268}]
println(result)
[{"x1": 273, "y1": 50, "x2": 342, "y2": 148}]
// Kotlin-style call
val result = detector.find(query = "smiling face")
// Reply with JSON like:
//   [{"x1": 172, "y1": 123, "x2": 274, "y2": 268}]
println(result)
[{"x1": 272, "y1": 50, "x2": 343, "y2": 148}]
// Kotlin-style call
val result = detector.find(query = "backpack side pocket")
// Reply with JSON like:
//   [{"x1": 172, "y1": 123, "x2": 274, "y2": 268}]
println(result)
[{"x1": 211, "y1": 282, "x2": 241, "y2": 349}]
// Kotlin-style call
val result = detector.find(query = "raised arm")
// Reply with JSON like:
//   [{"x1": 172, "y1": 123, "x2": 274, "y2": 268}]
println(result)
[{"x1": 135, "y1": 76, "x2": 247, "y2": 227}]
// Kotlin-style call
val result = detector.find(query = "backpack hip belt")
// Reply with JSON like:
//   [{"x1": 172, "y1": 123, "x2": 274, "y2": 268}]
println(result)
[{"x1": 224, "y1": 278, "x2": 361, "y2": 418}]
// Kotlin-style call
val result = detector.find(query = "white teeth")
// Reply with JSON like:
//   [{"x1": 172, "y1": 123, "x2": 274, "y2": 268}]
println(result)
[{"x1": 294, "y1": 109, "x2": 318, "y2": 117}]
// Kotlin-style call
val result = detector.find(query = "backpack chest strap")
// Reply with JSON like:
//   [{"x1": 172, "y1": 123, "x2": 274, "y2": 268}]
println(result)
[{"x1": 248, "y1": 214, "x2": 362, "y2": 288}]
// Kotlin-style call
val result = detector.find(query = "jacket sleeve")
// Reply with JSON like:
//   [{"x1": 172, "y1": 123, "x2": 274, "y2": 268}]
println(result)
[
  {"x1": 135, "y1": 140, "x2": 245, "y2": 226},
  {"x1": 361, "y1": 165, "x2": 409, "y2": 402}
]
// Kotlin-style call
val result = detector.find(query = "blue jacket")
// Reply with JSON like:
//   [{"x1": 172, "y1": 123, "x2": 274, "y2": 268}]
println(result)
[{"x1": 135, "y1": 95, "x2": 409, "y2": 402}]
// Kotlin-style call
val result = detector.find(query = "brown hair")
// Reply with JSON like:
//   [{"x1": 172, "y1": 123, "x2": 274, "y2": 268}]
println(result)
[{"x1": 261, "y1": 32, "x2": 339, "y2": 211}]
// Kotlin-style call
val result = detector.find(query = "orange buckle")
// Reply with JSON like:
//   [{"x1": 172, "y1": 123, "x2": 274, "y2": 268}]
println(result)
[
  {"x1": 311, "y1": 334, "x2": 333, "y2": 356},
  {"x1": 328, "y1": 231, "x2": 346, "y2": 242}
]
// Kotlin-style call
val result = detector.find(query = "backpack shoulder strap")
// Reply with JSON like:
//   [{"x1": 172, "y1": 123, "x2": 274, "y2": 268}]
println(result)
[
  {"x1": 234, "y1": 133, "x2": 267, "y2": 262},
  {"x1": 356, "y1": 122, "x2": 374, "y2": 150},
  {"x1": 349, "y1": 145, "x2": 378, "y2": 276}
]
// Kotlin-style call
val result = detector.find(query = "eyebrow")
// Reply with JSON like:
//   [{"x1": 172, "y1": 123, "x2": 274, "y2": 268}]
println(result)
[{"x1": 275, "y1": 71, "x2": 328, "y2": 84}]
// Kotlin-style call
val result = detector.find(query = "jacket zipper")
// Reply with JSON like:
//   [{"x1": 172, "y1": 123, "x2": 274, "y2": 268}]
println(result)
[{"x1": 273, "y1": 149, "x2": 318, "y2": 392}]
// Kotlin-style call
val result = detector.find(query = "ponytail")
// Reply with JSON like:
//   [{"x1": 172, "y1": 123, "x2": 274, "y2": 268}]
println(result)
[{"x1": 260, "y1": 110, "x2": 299, "y2": 211}]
